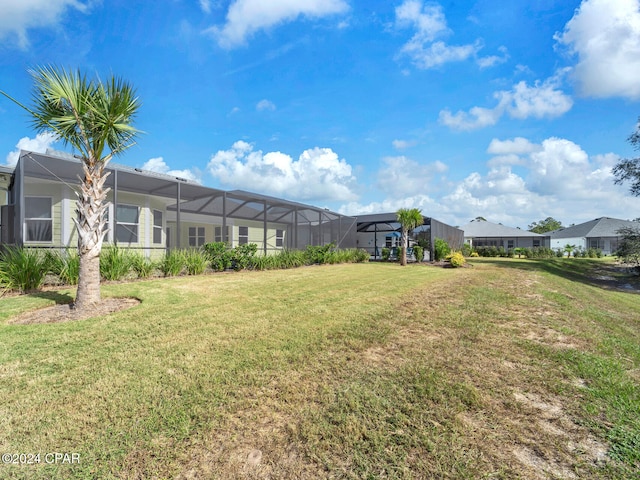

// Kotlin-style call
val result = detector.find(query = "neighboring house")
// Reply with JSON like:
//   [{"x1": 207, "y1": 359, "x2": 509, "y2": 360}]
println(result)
[
  {"x1": 549, "y1": 217, "x2": 640, "y2": 255},
  {"x1": 0, "y1": 150, "x2": 357, "y2": 256},
  {"x1": 356, "y1": 213, "x2": 463, "y2": 260},
  {"x1": 461, "y1": 219, "x2": 548, "y2": 250}
]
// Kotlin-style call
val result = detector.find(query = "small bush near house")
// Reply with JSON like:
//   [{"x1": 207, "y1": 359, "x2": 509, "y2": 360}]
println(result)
[
  {"x1": 433, "y1": 238, "x2": 451, "y2": 261},
  {"x1": 446, "y1": 251, "x2": 466, "y2": 267},
  {"x1": 460, "y1": 243, "x2": 473, "y2": 257},
  {"x1": 158, "y1": 249, "x2": 184, "y2": 277},
  {"x1": 100, "y1": 246, "x2": 134, "y2": 281},
  {"x1": 413, "y1": 245, "x2": 423, "y2": 262},
  {"x1": 184, "y1": 249, "x2": 208, "y2": 275},
  {"x1": 0, "y1": 246, "x2": 49, "y2": 292},
  {"x1": 203, "y1": 242, "x2": 232, "y2": 272},
  {"x1": 45, "y1": 249, "x2": 80, "y2": 285},
  {"x1": 231, "y1": 243, "x2": 258, "y2": 271},
  {"x1": 381, "y1": 248, "x2": 390, "y2": 261},
  {"x1": 304, "y1": 243, "x2": 336, "y2": 265},
  {"x1": 130, "y1": 253, "x2": 156, "y2": 278}
]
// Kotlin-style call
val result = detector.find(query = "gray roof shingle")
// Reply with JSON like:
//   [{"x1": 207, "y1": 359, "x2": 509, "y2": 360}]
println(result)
[{"x1": 549, "y1": 217, "x2": 640, "y2": 238}]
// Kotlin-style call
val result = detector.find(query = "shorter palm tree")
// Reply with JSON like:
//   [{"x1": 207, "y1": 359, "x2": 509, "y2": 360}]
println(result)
[{"x1": 396, "y1": 208, "x2": 424, "y2": 266}]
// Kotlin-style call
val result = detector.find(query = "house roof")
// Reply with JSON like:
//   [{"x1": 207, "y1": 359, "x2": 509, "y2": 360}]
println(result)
[
  {"x1": 461, "y1": 219, "x2": 544, "y2": 238},
  {"x1": 549, "y1": 217, "x2": 640, "y2": 239}
]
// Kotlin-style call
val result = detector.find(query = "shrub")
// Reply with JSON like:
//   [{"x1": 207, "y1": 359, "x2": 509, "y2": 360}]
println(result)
[
  {"x1": 100, "y1": 246, "x2": 133, "y2": 281},
  {"x1": 46, "y1": 249, "x2": 80, "y2": 285},
  {"x1": 184, "y1": 249, "x2": 208, "y2": 275},
  {"x1": 203, "y1": 242, "x2": 232, "y2": 272},
  {"x1": 446, "y1": 251, "x2": 466, "y2": 268},
  {"x1": 470, "y1": 251, "x2": 479, "y2": 257},
  {"x1": 460, "y1": 243, "x2": 473, "y2": 257},
  {"x1": 413, "y1": 245, "x2": 423, "y2": 262},
  {"x1": 381, "y1": 247, "x2": 390, "y2": 261},
  {"x1": 232, "y1": 243, "x2": 258, "y2": 271},
  {"x1": 130, "y1": 253, "x2": 156, "y2": 278},
  {"x1": 0, "y1": 246, "x2": 49, "y2": 292},
  {"x1": 434, "y1": 238, "x2": 451, "y2": 261},
  {"x1": 158, "y1": 249, "x2": 184, "y2": 277},
  {"x1": 304, "y1": 243, "x2": 335, "y2": 265}
]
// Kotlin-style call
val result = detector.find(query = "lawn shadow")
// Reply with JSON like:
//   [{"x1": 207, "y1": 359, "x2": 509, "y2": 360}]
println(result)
[
  {"x1": 27, "y1": 290, "x2": 75, "y2": 305},
  {"x1": 472, "y1": 258, "x2": 640, "y2": 294}
]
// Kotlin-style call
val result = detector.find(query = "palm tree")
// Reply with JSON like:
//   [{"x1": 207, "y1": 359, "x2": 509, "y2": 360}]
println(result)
[
  {"x1": 396, "y1": 208, "x2": 424, "y2": 266},
  {"x1": 2, "y1": 66, "x2": 140, "y2": 310}
]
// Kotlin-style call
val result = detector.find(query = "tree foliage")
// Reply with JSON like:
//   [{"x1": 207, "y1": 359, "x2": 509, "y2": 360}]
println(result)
[
  {"x1": 616, "y1": 226, "x2": 640, "y2": 267},
  {"x1": 614, "y1": 119, "x2": 640, "y2": 196},
  {"x1": 1, "y1": 66, "x2": 141, "y2": 310},
  {"x1": 528, "y1": 217, "x2": 563, "y2": 233},
  {"x1": 396, "y1": 208, "x2": 424, "y2": 266}
]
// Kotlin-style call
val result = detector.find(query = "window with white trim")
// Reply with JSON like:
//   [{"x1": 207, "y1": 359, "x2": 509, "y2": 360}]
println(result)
[
  {"x1": 116, "y1": 204, "x2": 139, "y2": 243},
  {"x1": 25, "y1": 197, "x2": 52, "y2": 242},
  {"x1": 215, "y1": 225, "x2": 229, "y2": 243},
  {"x1": 275, "y1": 229, "x2": 284, "y2": 247},
  {"x1": 238, "y1": 226, "x2": 249, "y2": 245},
  {"x1": 189, "y1": 226, "x2": 205, "y2": 247},
  {"x1": 153, "y1": 210, "x2": 163, "y2": 244}
]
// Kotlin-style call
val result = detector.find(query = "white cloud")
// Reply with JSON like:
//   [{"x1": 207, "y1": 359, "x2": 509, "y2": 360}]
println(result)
[
  {"x1": 0, "y1": 0, "x2": 87, "y2": 48},
  {"x1": 207, "y1": 0, "x2": 349, "y2": 49},
  {"x1": 555, "y1": 0, "x2": 640, "y2": 99},
  {"x1": 207, "y1": 141, "x2": 357, "y2": 202},
  {"x1": 487, "y1": 137, "x2": 540, "y2": 155},
  {"x1": 339, "y1": 136, "x2": 638, "y2": 228},
  {"x1": 477, "y1": 46, "x2": 509, "y2": 69},
  {"x1": 256, "y1": 99, "x2": 276, "y2": 111},
  {"x1": 199, "y1": 0, "x2": 212, "y2": 14},
  {"x1": 392, "y1": 139, "x2": 416, "y2": 150},
  {"x1": 141, "y1": 157, "x2": 202, "y2": 184},
  {"x1": 439, "y1": 75, "x2": 573, "y2": 131},
  {"x1": 5, "y1": 132, "x2": 58, "y2": 166},
  {"x1": 376, "y1": 156, "x2": 447, "y2": 196},
  {"x1": 395, "y1": 0, "x2": 481, "y2": 69}
]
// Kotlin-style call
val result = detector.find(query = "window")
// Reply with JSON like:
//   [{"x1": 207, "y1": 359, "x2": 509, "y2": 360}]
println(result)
[
  {"x1": 189, "y1": 227, "x2": 205, "y2": 247},
  {"x1": 215, "y1": 226, "x2": 229, "y2": 243},
  {"x1": 153, "y1": 210, "x2": 163, "y2": 244},
  {"x1": 385, "y1": 236, "x2": 393, "y2": 248},
  {"x1": 589, "y1": 239, "x2": 599, "y2": 249},
  {"x1": 238, "y1": 226, "x2": 249, "y2": 245},
  {"x1": 533, "y1": 239, "x2": 541, "y2": 248},
  {"x1": 25, "y1": 197, "x2": 52, "y2": 242},
  {"x1": 507, "y1": 240, "x2": 514, "y2": 250},
  {"x1": 116, "y1": 204, "x2": 139, "y2": 243},
  {"x1": 276, "y1": 229, "x2": 284, "y2": 247}
]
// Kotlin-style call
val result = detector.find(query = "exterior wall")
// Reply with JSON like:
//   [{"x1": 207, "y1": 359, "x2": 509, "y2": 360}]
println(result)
[
  {"x1": 467, "y1": 236, "x2": 546, "y2": 249},
  {"x1": 550, "y1": 236, "x2": 586, "y2": 252}
]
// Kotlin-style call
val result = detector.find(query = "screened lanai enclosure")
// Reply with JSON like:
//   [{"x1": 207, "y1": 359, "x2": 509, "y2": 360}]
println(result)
[
  {"x1": 356, "y1": 212, "x2": 464, "y2": 261},
  {"x1": 0, "y1": 150, "x2": 358, "y2": 255}
]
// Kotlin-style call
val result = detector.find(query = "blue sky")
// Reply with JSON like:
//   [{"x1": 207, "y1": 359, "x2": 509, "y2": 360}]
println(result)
[{"x1": 2, "y1": 0, "x2": 640, "y2": 228}]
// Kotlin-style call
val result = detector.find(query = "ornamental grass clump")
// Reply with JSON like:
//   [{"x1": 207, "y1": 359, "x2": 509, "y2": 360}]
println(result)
[
  {"x1": 446, "y1": 251, "x2": 466, "y2": 268},
  {"x1": 0, "y1": 246, "x2": 49, "y2": 292}
]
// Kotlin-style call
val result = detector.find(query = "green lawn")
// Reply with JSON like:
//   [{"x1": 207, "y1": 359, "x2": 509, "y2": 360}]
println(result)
[{"x1": 1, "y1": 259, "x2": 639, "y2": 479}]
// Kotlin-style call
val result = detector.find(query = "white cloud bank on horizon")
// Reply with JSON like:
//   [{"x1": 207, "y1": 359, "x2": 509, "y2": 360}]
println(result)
[
  {"x1": 4, "y1": 132, "x2": 58, "y2": 166},
  {"x1": 141, "y1": 157, "x2": 202, "y2": 184},
  {"x1": 207, "y1": 141, "x2": 358, "y2": 202},
  {"x1": 555, "y1": 0, "x2": 640, "y2": 99},
  {"x1": 339, "y1": 136, "x2": 638, "y2": 228},
  {"x1": 0, "y1": 0, "x2": 87, "y2": 48},
  {"x1": 206, "y1": 0, "x2": 349, "y2": 49}
]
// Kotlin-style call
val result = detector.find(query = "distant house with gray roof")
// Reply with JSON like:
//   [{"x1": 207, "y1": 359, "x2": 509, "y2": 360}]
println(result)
[
  {"x1": 549, "y1": 217, "x2": 640, "y2": 255},
  {"x1": 461, "y1": 219, "x2": 548, "y2": 251}
]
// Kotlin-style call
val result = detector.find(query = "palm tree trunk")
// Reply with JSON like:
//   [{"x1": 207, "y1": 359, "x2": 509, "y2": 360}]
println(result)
[
  {"x1": 74, "y1": 163, "x2": 110, "y2": 310},
  {"x1": 401, "y1": 230, "x2": 408, "y2": 266}
]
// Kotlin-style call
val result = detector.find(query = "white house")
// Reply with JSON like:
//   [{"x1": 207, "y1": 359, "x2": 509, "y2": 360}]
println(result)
[
  {"x1": 549, "y1": 217, "x2": 640, "y2": 255},
  {"x1": 461, "y1": 219, "x2": 548, "y2": 251}
]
